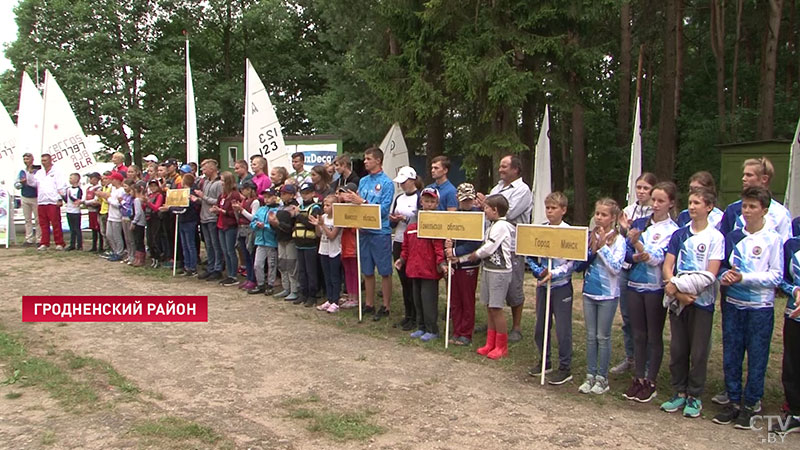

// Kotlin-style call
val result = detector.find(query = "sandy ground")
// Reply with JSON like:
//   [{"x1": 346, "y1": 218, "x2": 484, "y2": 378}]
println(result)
[{"x1": 0, "y1": 247, "x2": 792, "y2": 449}]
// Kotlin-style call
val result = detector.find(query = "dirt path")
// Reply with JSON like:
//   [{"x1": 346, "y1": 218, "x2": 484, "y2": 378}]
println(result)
[{"x1": 0, "y1": 248, "x2": 789, "y2": 449}]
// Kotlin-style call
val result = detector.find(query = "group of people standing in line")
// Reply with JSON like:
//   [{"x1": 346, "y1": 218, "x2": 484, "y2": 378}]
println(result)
[{"x1": 16, "y1": 145, "x2": 800, "y2": 435}]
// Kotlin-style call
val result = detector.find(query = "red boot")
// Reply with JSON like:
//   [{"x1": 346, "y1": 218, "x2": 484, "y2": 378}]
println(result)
[
  {"x1": 487, "y1": 332, "x2": 508, "y2": 360},
  {"x1": 477, "y1": 329, "x2": 496, "y2": 356}
]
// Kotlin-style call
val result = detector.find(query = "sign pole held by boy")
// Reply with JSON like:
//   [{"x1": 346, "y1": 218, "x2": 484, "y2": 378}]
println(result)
[{"x1": 516, "y1": 224, "x2": 588, "y2": 384}]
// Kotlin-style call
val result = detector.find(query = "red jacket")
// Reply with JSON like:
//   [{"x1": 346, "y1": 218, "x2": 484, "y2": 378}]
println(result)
[
  {"x1": 216, "y1": 191, "x2": 242, "y2": 230},
  {"x1": 401, "y1": 223, "x2": 445, "y2": 280}
]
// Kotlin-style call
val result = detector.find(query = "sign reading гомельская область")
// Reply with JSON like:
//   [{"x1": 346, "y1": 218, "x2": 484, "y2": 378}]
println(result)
[
  {"x1": 332, "y1": 203, "x2": 381, "y2": 230},
  {"x1": 416, "y1": 211, "x2": 485, "y2": 241},
  {"x1": 515, "y1": 224, "x2": 588, "y2": 261}
]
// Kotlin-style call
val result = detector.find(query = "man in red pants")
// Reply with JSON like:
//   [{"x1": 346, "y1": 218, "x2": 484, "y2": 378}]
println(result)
[{"x1": 25, "y1": 153, "x2": 67, "y2": 250}]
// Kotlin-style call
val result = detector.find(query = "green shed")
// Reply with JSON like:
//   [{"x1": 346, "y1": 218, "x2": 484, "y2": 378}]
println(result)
[
  {"x1": 218, "y1": 135, "x2": 343, "y2": 172},
  {"x1": 717, "y1": 139, "x2": 790, "y2": 208}
]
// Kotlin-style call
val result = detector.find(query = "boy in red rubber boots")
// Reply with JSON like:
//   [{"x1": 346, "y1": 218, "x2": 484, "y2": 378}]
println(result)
[{"x1": 459, "y1": 194, "x2": 515, "y2": 359}]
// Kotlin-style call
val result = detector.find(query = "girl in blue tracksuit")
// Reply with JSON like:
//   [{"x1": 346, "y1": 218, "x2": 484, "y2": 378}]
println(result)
[
  {"x1": 623, "y1": 182, "x2": 679, "y2": 403},
  {"x1": 576, "y1": 198, "x2": 626, "y2": 396}
]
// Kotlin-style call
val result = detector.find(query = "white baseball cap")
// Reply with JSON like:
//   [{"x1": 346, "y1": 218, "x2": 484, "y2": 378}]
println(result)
[
  {"x1": 143, "y1": 154, "x2": 158, "y2": 163},
  {"x1": 393, "y1": 166, "x2": 417, "y2": 183}
]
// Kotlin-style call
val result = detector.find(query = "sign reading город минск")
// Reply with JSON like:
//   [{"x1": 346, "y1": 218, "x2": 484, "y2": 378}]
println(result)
[{"x1": 21, "y1": 296, "x2": 208, "y2": 322}]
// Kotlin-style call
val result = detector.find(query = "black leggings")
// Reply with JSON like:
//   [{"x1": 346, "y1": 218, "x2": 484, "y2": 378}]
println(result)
[
  {"x1": 132, "y1": 224, "x2": 146, "y2": 252},
  {"x1": 147, "y1": 216, "x2": 161, "y2": 260},
  {"x1": 393, "y1": 241, "x2": 414, "y2": 320},
  {"x1": 628, "y1": 290, "x2": 667, "y2": 381}
]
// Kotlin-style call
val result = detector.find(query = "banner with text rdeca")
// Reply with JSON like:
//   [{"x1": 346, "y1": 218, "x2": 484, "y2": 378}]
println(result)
[
  {"x1": 416, "y1": 211, "x2": 485, "y2": 241},
  {"x1": 332, "y1": 203, "x2": 382, "y2": 230},
  {"x1": 515, "y1": 224, "x2": 588, "y2": 261}
]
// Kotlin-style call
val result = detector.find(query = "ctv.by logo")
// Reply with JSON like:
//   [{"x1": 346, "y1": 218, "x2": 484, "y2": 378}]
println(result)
[{"x1": 752, "y1": 415, "x2": 794, "y2": 444}]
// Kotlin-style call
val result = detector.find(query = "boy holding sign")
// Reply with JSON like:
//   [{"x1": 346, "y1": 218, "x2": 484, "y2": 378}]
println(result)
[
  {"x1": 461, "y1": 194, "x2": 515, "y2": 359},
  {"x1": 526, "y1": 192, "x2": 575, "y2": 384}
]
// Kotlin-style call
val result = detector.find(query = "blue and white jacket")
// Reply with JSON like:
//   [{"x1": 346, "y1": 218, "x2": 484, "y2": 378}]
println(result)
[
  {"x1": 779, "y1": 237, "x2": 800, "y2": 322},
  {"x1": 676, "y1": 207, "x2": 723, "y2": 229},
  {"x1": 666, "y1": 223, "x2": 725, "y2": 311},
  {"x1": 719, "y1": 198, "x2": 792, "y2": 242},
  {"x1": 578, "y1": 232, "x2": 626, "y2": 301},
  {"x1": 526, "y1": 221, "x2": 575, "y2": 288},
  {"x1": 720, "y1": 226, "x2": 783, "y2": 310},
  {"x1": 626, "y1": 216, "x2": 679, "y2": 292}
]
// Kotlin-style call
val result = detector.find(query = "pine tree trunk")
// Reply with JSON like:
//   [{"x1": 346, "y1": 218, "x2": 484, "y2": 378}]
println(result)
[
  {"x1": 711, "y1": 0, "x2": 726, "y2": 137},
  {"x1": 570, "y1": 72, "x2": 588, "y2": 225},
  {"x1": 757, "y1": 0, "x2": 783, "y2": 140},
  {"x1": 731, "y1": 0, "x2": 743, "y2": 133},
  {"x1": 520, "y1": 95, "x2": 537, "y2": 187},
  {"x1": 617, "y1": 1, "x2": 633, "y2": 147},
  {"x1": 656, "y1": 0, "x2": 680, "y2": 181}
]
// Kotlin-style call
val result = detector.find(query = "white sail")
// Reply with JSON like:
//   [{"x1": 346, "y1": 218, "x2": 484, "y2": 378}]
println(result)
[
  {"x1": 186, "y1": 39, "x2": 198, "y2": 164},
  {"x1": 627, "y1": 98, "x2": 642, "y2": 205},
  {"x1": 0, "y1": 99, "x2": 17, "y2": 189},
  {"x1": 378, "y1": 123, "x2": 409, "y2": 181},
  {"x1": 41, "y1": 70, "x2": 98, "y2": 175},
  {"x1": 16, "y1": 71, "x2": 44, "y2": 165},
  {"x1": 244, "y1": 58, "x2": 291, "y2": 171},
  {"x1": 531, "y1": 105, "x2": 552, "y2": 225},
  {"x1": 786, "y1": 115, "x2": 800, "y2": 217},
  {"x1": 626, "y1": 97, "x2": 643, "y2": 207}
]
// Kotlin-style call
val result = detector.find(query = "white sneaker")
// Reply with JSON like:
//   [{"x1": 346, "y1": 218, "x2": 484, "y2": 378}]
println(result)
[
  {"x1": 316, "y1": 301, "x2": 331, "y2": 311},
  {"x1": 37, "y1": 245, "x2": 47, "y2": 251},
  {"x1": 326, "y1": 303, "x2": 340, "y2": 313},
  {"x1": 591, "y1": 375, "x2": 610, "y2": 395},
  {"x1": 578, "y1": 374, "x2": 595, "y2": 394},
  {"x1": 54, "y1": 245, "x2": 64, "y2": 251}
]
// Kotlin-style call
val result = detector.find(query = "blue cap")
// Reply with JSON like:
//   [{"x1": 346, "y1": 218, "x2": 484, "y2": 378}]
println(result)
[
  {"x1": 299, "y1": 182, "x2": 314, "y2": 192},
  {"x1": 179, "y1": 164, "x2": 192, "y2": 174}
]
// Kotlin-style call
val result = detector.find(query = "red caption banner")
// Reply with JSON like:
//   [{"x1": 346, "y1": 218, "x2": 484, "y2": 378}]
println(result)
[{"x1": 22, "y1": 296, "x2": 208, "y2": 322}]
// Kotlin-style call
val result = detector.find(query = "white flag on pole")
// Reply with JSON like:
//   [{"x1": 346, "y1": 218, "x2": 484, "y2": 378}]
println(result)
[
  {"x1": 378, "y1": 123, "x2": 409, "y2": 182},
  {"x1": 0, "y1": 99, "x2": 18, "y2": 188},
  {"x1": 17, "y1": 71, "x2": 44, "y2": 165},
  {"x1": 186, "y1": 39, "x2": 198, "y2": 164},
  {"x1": 244, "y1": 58, "x2": 290, "y2": 171},
  {"x1": 785, "y1": 115, "x2": 800, "y2": 217},
  {"x1": 41, "y1": 70, "x2": 98, "y2": 175},
  {"x1": 626, "y1": 97, "x2": 643, "y2": 207},
  {"x1": 531, "y1": 105, "x2": 552, "y2": 225}
]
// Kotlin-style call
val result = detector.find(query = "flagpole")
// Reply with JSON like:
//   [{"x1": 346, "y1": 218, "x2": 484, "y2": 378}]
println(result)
[{"x1": 38, "y1": 71, "x2": 49, "y2": 161}]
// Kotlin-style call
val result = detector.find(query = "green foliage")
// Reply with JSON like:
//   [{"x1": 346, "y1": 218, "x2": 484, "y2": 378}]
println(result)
[{"x1": 2, "y1": 0, "x2": 797, "y2": 214}]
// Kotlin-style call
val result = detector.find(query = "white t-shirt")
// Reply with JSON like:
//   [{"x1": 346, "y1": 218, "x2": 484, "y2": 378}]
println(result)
[
  {"x1": 318, "y1": 214, "x2": 342, "y2": 257},
  {"x1": 392, "y1": 191, "x2": 419, "y2": 243}
]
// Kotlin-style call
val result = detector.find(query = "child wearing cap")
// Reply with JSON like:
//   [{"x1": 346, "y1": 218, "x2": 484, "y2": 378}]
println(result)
[
  {"x1": 390, "y1": 166, "x2": 421, "y2": 330},
  {"x1": 270, "y1": 184, "x2": 300, "y2": 301},
  {"x1": 337, "y1": 184, "x2": 360, "y2": 309},
  {"x1": 291, "y1": 182, "x2": 323, "y2": 307},
  {"x1": 98, "y1": 172, "x2": 112, "y2": 255},
  {"x1": 395, "y1": 187, "x2": 447, "y2": 342},
  {"x1": 250, "y1": 188, "x2": 281, "y2": 294},
  {"x1": 145, "y1": 179, "x2": 165, "y2": 268},
  {"x1": 444, "y1": 183, "x2": 483, "y2": 346},
  {"x1": 83, "y1": 172, "x2": 102, "y2": 252}
]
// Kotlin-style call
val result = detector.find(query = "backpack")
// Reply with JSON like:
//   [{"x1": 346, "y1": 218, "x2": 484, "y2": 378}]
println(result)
[{"x1": 120, "y1": 194, "x2": 134, "y2": 219}]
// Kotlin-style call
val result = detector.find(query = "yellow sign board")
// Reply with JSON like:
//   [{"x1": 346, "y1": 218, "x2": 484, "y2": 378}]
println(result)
[
  {"x1": 164, "y1": 188, "x2": 190, "y2": 208},
  {"x1": 417, "y1": 211, "x2": 485, "y2": 241},
  {"x1": 515, "y1": 224, "x2": 588, "y2": 261},
  {"x1": 332, "y1": 203, "x2": 382, "y2": 230}
]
